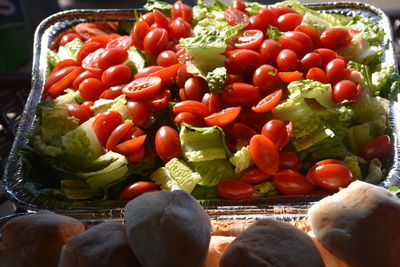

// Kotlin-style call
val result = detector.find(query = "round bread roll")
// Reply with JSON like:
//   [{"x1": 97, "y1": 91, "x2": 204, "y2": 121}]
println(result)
[
  {"x1": 0, "y1": 210, "x2": 85, "y2": 267},
  {"x1": 308, "y1": 180, "x2": 400, "y2": 267},
  {"x1": 204, "y1": 236, "x2": 236, "y2": 267},
  {"x1": 124, "y1": 190, "x2": 211, "y2": 267},
  {"x1": 58, "y1": 221, "x2": 140, "y2": 267},
  {"x1": 220, "y1": 219, "x2": 324, "y2": 267}
]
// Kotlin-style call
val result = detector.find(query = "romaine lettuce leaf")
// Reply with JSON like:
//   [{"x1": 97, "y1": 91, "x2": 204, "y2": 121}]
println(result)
[
  {"x1": 53, "y1": 89, "x2": 84, "y2": 107},
  {"x1": 190, "y1": 159, "x2": 234, "y2": 186},
  {"x1": 253, "y1": 181, "x2": 278, "y2": 197},
  {"x1": 186, "y1": 63, "x2": 227, "y2": 93},
  {"x1": 244, "y1": 2, "x2": 266, "y2": 16},
  {"x1": 344, "y1": 15, "x2": 385, "y2": 46},
  {"x1": 143, "y1": 0, "x2": 172, "y2": 16},
  {"x1": 57, "y1": 38, "x2": 84, "y2": 62},
  {"x1": 229, "y1": 146, "x2": 254, "y2": 174}
]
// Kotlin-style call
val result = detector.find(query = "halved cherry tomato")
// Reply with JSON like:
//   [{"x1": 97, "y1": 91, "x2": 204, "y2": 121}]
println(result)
[
  {"x1": 221, "y1": 83, "x2": 260, "y2": 107},
  {"x1": 233, "y1": 0, "x2": 246, "y2": 11},
  {"x1": 326, "y1": 58, "x2": 346, "y2": 84},
  {"x1": 131, "y1": 20, "x2": 150, "y2": 50},
  {"x1": 126, "y1": 146, "x2": 146, "y2": 163},
  {"x1": 123, "y1": 127, "x2": 145, "y2": 141},
  {"x1": 306, "y1": 67, "x2": 328, "y2": 83},
  {"x1": 118, "y1": 181, "x2": 157, "y2": 201},
  {"x1": 81, "y1": 48, "x2": 105, "y2": 75},
  {"x1": 269, "y1": 6, "x2": 298, "y2": 17},
  {"x1": 261, "y1": 119, "x2": 289, "y2": 151},
  {"x1": 175, "y1": 64, "x2": 193, "y2": 88},
  {"x1": 72, "y1": 70, "x2": 102, "y2": 89},
  {"x1": 202, "y1": 92, "x2": 222, "y2": 114},
  {"x1": 227, "y1": 122, "x2": 257, "y2": 144},
  {"x1": 225, "y1": 49, "x2": 262, "y2": 75},
  {"x1": 114, "y1": 134, "x2": 147, "y2": 155},
  {"x1": 101, "y1": 64, "x2": 132, "y2": 88},
  {"x1": 240, "y1": 168, "x2": 271, "y2": 184},
  {"x1": 87, "y1": 35, "x2": 112, "y2": 48},
  {"x1": 155, "y1": 126, "x2": 182, "y2": 162},
  {"x1": 79, "y1": 78, "x2": 105, "y2": 101},
  {"x1": 278, "y1": 71, "x2": 303, "y2": 83},
  {"x1": 248, "y1": 15, "x2": 270, "y2": 33},
  {"x1": 99, "y1": 85, "x2": 124, "y2": 99},
  {"x1": 274, "y1": 169, "x2": 314, "y2": 195},
  {"x1": 252, "y1": 89, "x2": 283, "y2": 113},
  {"x1": 134, "y1": 66, "x2": 164, "y2": 80},
  {"x1": 65, "y1": 103, "x2": 91, "y2": 124},
  {"x1": 320, "y1": 28, "x2": 352, "y2": 50},
  {"x1": 48, "y1": 67, "x2": 84, "y2": 97},
  {"x1": 224, "y1": 8, "x2": 250, "y2": 27},
  {"x1": 92, "y1": 111, "x2": 123, "y2": 144},
  {"x1": 106, "y1": 35, "x2": 132, "y2": 50},
  {"x1": 59, "y1": 33, "x2": 82, "y2": 47},
  {"x1": 50, "y1": 59, "x2": 77, "y2": 75},
  {"x1": 314, "y1": 48, "x2": 337, "y2": 66},
  {"x1": 300, "y1": 52, "x2": 322, "y2": 71},
  {"x1": 233, "y1": 29, "x2": 264, "y2": 50},
  {"x1": 359, "y1": 135, "x2": 391, "y2": 161},
  {"x1": 147, "y1": 89, "x2": 171, "y2": 111},
  {"x1": 171, "y1": 0, "x2": 193, "y2": 23},
  {"x1": 76, "y1": 41, "x2": 101, "y2": 65},
  {"x1": 279, "y1": 31, "x2": 313, "y2": 57},
  {"x1": 80, "y1": 101, "x2": 94, "y2": 114},
  {"x1": 97, "y1": 47, "x2": 128, "y2": 70},
  {"x1": 148, "y1": 63, "x2": 182, "y2": 86},
  {"x1": 332, "y1": 80, "x2": 361, "y2": 103},
  {"x1": 257, "y1": 8, "x2": 278, "y2": 27},
  {"x1": 106, "y1": 121, "x2": 134, "y2": 151},
  {"x1": 279, "y1": 151, "x2": 302, "y2": 170},
  {"x1": 252, "y1": 64, "x2": 279, "y2": 93},
  {"x1": 204, "y1": 106, "x2": 241, "y2": 127},
  {"x1": 306, "y1": 161, "x2": 353, "y2": 191},
  {"x1": 75, "y1": 22, "x2": 117, "y2": 39},
  {"x1": 170, "y1": 17, "x2": 192, "y2": 40},
  {"x1": 174, "y1": 112, "x2": 205, "y2": 127},
  {"x1": 249, "y1": 134, "x2": 279, "y2": 176},
  {"x1": 122, "y1": 76, "x2": 162, "y2": 100},
  {"x1": 153, "y1": 9, "x2": 170, "y2": 29},
  {"x1": 173, "y1": 100, "x2": 211, "y2": 117},
  {"x1": 294, "y1": 25, "x2": 320, "y2": 48},
  {"x1": 216, "y1": 180, "x2": 255, "y2": 200},
  {"x1": 45, "y1": 66, "x2": 77, "y2": 91},
  {"x1": 143, "y1": 27, "x2": 169, "y2": 56},
  {"x1": 127, "y1": 101, "x2": 150, "y2": 127}
]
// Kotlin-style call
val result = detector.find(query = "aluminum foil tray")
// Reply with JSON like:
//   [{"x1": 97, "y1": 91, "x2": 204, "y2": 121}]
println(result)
[{"x1": 2, "y1": 2, "x2": 399, "y2": 219}]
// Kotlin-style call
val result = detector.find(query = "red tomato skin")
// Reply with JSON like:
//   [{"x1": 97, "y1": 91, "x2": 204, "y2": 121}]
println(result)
[
  {"x1": 92, "y1": 111, "x2": 123, "y2": 144},
  {"x1": 279, "y1": 31, "x2": 313, "y2": 57},
  {"x1": 47, "y1": 67, "x2": 84, "y2": 97},
  {"x1": 261, "y1": 119, "x2": 287, "y2": 150},
  {"x1": 65, "y1": 103, "x2": 91, "y2": 125},
  {"x1": 240, "y1": 168, "x2": 271, "y2": 184},
  {"x1": 233, "y1": 0, "x2": 246, "y2": 11},
  {"x1": 216, "y1": 180, "x2": 255, "y2": 200},
  {"x1": 294, "y1": 25, "x2": 320, "y2": 48},
  {"x1": 278, "y1": 71, "x2": 303, "y2": 83},
  {"x1": 182, "y1": 77, "x2": 205, "y2": 101},
  {"x1": 134, "y1": 66, "x2": 164, "y2": 80},
  {"x1": 174, "y1": 112, "x2": 206, "y2": 127},
  {"x1": 118, "y1": 181, "x2": 157, "y2": 201},
  {"x1": 143, "y1": 27, "x2": 169, "y2": 56},
  {"x1": 274, "y1": 169, "x2": 315, "y2": 195},
  {"x1": 276, "y1": 49, "x2": 299, "y2": 72},
  {"x1": 204, "y1": 107, "x2": 241, "y2": 128},
  {"x1": 156, "y1": 50, "x2": 178, "y2": 67},
  {"x1": 332, "y1": 80, "x2": 361, "y2": 103},
  {"x1": 97, "y1": 47, "x2": 128, "y2": 70},
  {"x1": 249, "y1": 135, "x2": 279, "y2": 176},
  {"x1": 359, "y1": 135, "x2": 391, "y2": 161},
  {"x1": 170, "y1": 17, "x2": 192, "y2": 40},
  {"x1": 171, "y1": 0, "x2": 193, "y2": 24},
  {"x1": 221, "y1": 83, "x2": 260, "y2": 107},
  {"x1": 59, "y1": 33, "x2": 82, "y2": 46},
  {"x1": 300, "y1": 52, "x2": 322, "y2": 71},
  {"x1": 306, "y1": 67, "x2": 328, "y2": 83},
  {"x1": 225, "y1": 49, "x2": 262, "y2": 75},
  {"x1": 99, "y1": 85, "x2": 124, "y2": 99},
  {"x1": 279, "y1": 151, "x2": 302, "y2": 170},
  {"x1": 224, "y1": 8, "x2": 250, "y2": 27},
  {"x1": 127, "y1": 101, "x2": 150, "y2": 127},
  {"x1": 259, "y1": 39, "x2": 282, "y2": 65},
  {"x1": 155, "y1": 126, "x2": 182, "y2": 162},
  {"x1": 233, "y1": 29, "x2": 264, "y2": 50},
  {"x1": 257, "y1": 8, "x2": 278, "y2": 27},
  {"x1": 173, "y1": 100, "x2": 211, "y2": 117},
  {"x1": 314, "y1": 48, "x2": 337, "y2": 66},
  {"x1": 72, "y1": 70, "x2": 102, "y2": 90},
  {"x1": 78, "y1": 78, "x2": 105, "y2": 101},
  {"x1": 227, "y1": 122, "x2": 257, "y2": 144},
  {"x1": 131, "y1": 20, "x2": 150, "y2": 50},
  {"x1": 101, "y1": 64, "x2": 132, "y2": 88},
  {"x1": 126, "y1": 146, "x2": 146, "y2": 163},
  {"x1": 276, "y1": 13, "x2": 303, "y2": 32},
  {"x1": 248, "y1": 15, "x2": 270, "y2": 33},
  {"x1": 45, "y1": 66, "x2": 78, "y2": 91},
  {"x1": 202, "y1": 92, "x2": 222, "y2": 114},
  {"x1": 51, "y1": 59, "x2": 77, "y2": 76},
  {"x1": 252, "y1": 89, "x2": 283, "y2": 114},
  {"x1": 105, "y1": 121, "x2": 134, "y2": 151},
  {"x1": 106, "y1": 35, "x2": 132, "y2": 50},
  {"x1": 252, "y1": 64, "x2": 279, "y2": 93},
  {"x1": 114, "y1": 135, "x2": 147, "y2": 155},
  {"x1": 320, "y1": 28, "x2": 352, "y2": 50},
  {"x1": 307, "y1": 163, "x2": 353, "y2": 191},
  {"x1": 325, "y1": 58, "x2": 346, "y2": 84},
  {"x1": 146, "y1": 89, "x2": 171, "y2": 111}
]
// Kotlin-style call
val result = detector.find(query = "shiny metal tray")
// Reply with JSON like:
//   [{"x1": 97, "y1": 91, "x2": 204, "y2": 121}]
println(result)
[{"x1": 2, "y1": 2, "x2": 400, "y2": 218}]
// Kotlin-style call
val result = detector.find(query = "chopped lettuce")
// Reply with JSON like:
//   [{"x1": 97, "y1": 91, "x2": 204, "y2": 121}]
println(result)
[
  {"x1": 267, "y1": 26, "x2": 282, "y2": 41},
  {"x1": 47, "y1": 49, "x2": 59, "y2": 70},
  {"x1": 91, "y1": 94, "x2": 129, "y2": 120},
  {"x1": 244, "y1": 2, "x2": 266, "y2": 16},
  {"x1": 60, "y1": 180, "x2": 92, "y2": 200},
  {"x1": 345, "y1": 15, "x2": 385, "y2": 46},
  {"x1": 253, "y1": 181, "x2": 278, "y2": 197},
  {"x1": 372, "y1": 63, "x2": 399, "y2": 98},
  {"x1": 53, "y1": 89, "x2": 84, "y2": 107},
  {"x1": 190, "y1": 159, "x2": 234, "y2": 186},
  {"x1": 344, "y1": 156, "x2": 363, "y2": 180},
  {"x1": 229, "y1": 146, "x2": 254, "y2": 174},
  {"x1": 126, "y1": 46, "x2": 146, "y2": 74},
  {"x1": 193, "y1": 0, "x2": 227, "y2": 22},
  {"x1": 186, "y1": 63, "x2": 227, "y2": 93},
  {"x1": 364, "y1": 159, "x2": 384, "y2": 184},
  {"x1": 191, "y1": 185, "x2": 219, "y2": 199},
  {"x1": 143, "y1": 0, "x2": 172, "y2": 16},
  {"x1": 57, "y1": 38, "x2": 84, "y2": 62},
  {"x1": 345, "y1": 123, "x2": 373, "y2": 154}
]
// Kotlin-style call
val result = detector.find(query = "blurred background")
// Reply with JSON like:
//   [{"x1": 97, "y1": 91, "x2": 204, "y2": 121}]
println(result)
[{"x1": 0, "y1": 0, "x2": 399, "y2": 213}]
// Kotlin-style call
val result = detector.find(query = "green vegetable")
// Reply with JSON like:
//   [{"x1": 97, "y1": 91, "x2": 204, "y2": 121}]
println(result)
[
  {"x1": 244, "y1": 2, "x2": 266, "y2": 16},
  {"x1": 47, "y1": 49, "x2": 59, "y2": 70},
  {"x1": 126, "y1": 46, "x2": 146, "y2": 74},
  {"x1": 229, "y1": 146, "x2": 254, "y2": 174},
  {"x1": 388, "y1": 186, "x2": 399, "y2": 193},
  {"x1": 254, "y1": 181, "x2": 278, "y2": 197},
  {"x1": 91, "y1": 95, "x2": 129, "y2": 120},
  {"x1": 364, "y1": 159, "x2": 383, "y2": 184},
  {"x1": 372, "y1": 63, "x2": 400, "y2": 98},
  {"x1": 267, "y1": 26, "x2": 282, "y2": 41},
  {"x1": 186, "y1": 63, "x2": 227, "y2": 93},
  {"x1": 345, "y1": 123, "x2": 373, "y2": 154},
  {"x1": 57, "y1": 38, "x2": 84, "y2": 62},
  {"x1": 343, "y1": 156, "x2": 363, "y2": 180},
  {"x1": 190, "y1": 159, "x2": 234, "y2": 186},
  {"x1": 345, "y1": 15, "x2": 385, "y2": 46},
  {"x1": 60, "y1": 180, "x2": 93, "y2": 199},
  {"x1": 191, "y1": 185, "x2": 219, "y2": 199},
  {"x1": 143, "y1": 0, "x2": 172, "y2": 16},
  {"x1": 53, "y1": 89, "x2": 84, "y2": 107}
]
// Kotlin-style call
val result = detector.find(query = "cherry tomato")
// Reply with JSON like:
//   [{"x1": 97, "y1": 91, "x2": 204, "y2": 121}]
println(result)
[
  {"x1": 127, "y1": 101, "x2": 150, "y2": 127},
  {"x1": 171, "y1": 0, "x2": 193, "y2": 23},
  {"x1": 248, "y1": 15, "x2": 270, "y2": 33},
  {"x1": 75, "y1": 22, "x2": 117, "y2": 39},
  {"x1": 97, "y1": 47, "x2": 128, "y2": 70},
  {"x1": 225, "y1": 49, "x2": 262, "y2": 75},
  {"x1": 143, "y1": 27, "x2": 169, "y2": 56},
  {"x1": 202, "y1": 92, "x2": 222, "y2": 114},
  {"x1": 76, "y1": 41, "x2": 101, "y2": 65},
  {"x1": 294, "y1": 25, "x2": 320, "y2": 48},
  {"x1": 175, "y1": 64, "x2": 193, "y2": 88},
  {"x1": 276, "y1": 13, "x2": 303, "y2": 32},
  {"x1": 325, "y1": 58, "x2": 346, "y2": 84},
  {"x1": 118, "y1": 181, "x2": 157, "y2": 201},
  {"x1": 240, "y1": 168, "x2": 271, "y2": 184},
  {"x1": 204, "y1": 107, "x2": 241, "y2": 127},
  {"x1": 122, "y1": 76, "x2": 162, "y2": 100},
  {"x1": 174, "y1": 112, "x2": 205, "y2": 127},
  {"x1": 101, "y1": 64, "x2": 132, "y2": 88},
  {"x1": 306, "y1": 161, "x2": 353, "y2": 191},
  {"x1": 48, "y1": 67, "x2": 84, "y2": 97},
  {"x1": 224, "y1": 8, "x2": 250, "y2": 27},
  {"x1": 131, "y1": 20, "x2": 150, "y2": 50},
  {"x1": 72, "y1": 70, "x2": 102, "y2": 89},
  {"x1": 252, "y1": 89, "x2": 283, "y2": 113},
  {"x1": 88, "y1": 35, "x2": 112, "y2": 48},
  {"x1": 227, "y1": 122, "x2": 257, "y2": 144},
  {"x1": 314, "y1": 48, "x2": 337, "y2": 66},
  {"x1": 332, "y1": 80, "x2": 361, "y2": 103},
  {"x1": 249, "y1": 135, "x2": 279, "y2": 176},
  {"x1": 269, "y1": 6, "x2": 298, "y2": 17},
  {"x1": 182, "y1": 77, "x2": 205, "y2": 101},
  {"x1": 252, "y1": 64, "x2": 279, "y2": 93},
  {"x1": 79, "y1": 78, "x2": 105, "y2": 101},
  {"x1": 257, "y1": 8, "x2": 278, "y2": 27},
  {"x1": 99, "y1": 85, "x2": 124, "y2": 99},
  {"x1": 300, "y1": 52, "x2": 322, "y2": 71},
  {"x1": 274, "y1": 169, "x2": 314, "y2": 195},
  {"x1": 173, "y1": 100, "x2": 211, "y2": 117},
  {"x1": 80, "y1": 101, "x2": 94, "y2": 114},
  {"x1": 141, "y1": 12, "x2": 155, "y2": 26},
  {"x1": 81, "y1": 48, "x2": 105, "y2": 75},
  {"x1": 216, "y1": 180, "x2": 255, "y2": 200},
  {"x1": 170, "y1": 17, "x2": 192, "y2": 40},
  {"x1": 45, "y1": 66, "x2": 77, "y2": 91},
  {"x1": 279, "y1": 31, "x2": 313, "y2": 57},
  {"x1": 92, "y1": 111, "x2": 123, "y2": 144},
  {"x1": 65, "y1": 103, "x2": 91, "y2": 125},
  {"x1": 148, "y1": 63, "x2": 182, "y2": 86},
  {"x1": 259, "y1": 39, "x2": 282, "y2": 65},
  {"x1": 233, "y1": 0, "x2": 246, "y2": 11},
  {"x1": 320, "y1": 28, "x2": 352, "y2": 50},
  {"x1": 236, "y1": 108, "x2": 269, "y2": 132},
  {"x1": 146, "y1": 89, "x2": 171, "y2": 111},
  {"x1": 276, "y1": 49, "x2": 299, "y2": 72},
  {"x1": 359, "y1": 135, "x2": 391, "y2": 161},
  {"x1": 226, "y1": 74, "x2": 245, "y2": 84},
  {"x1": 126, "y1": 146, "x2": 146, "y2": 163},
  {"x1": 134, "y1": 66, "x2": 164, "y2": 80},
  {"x1": 221, "y1": 83, "x2": 260, "y2": 107},
  {"x1": 59, "y1": 33, "x2": 82, "y2": 46},
  {"x1": 306, "y1": 67, "x2": 328, "y2": 83},
  {"x1": 279, "y1": 151, "x2": 301, "y2": 170},
  {"x1": 233, "y1": 29, "x2": 264, "y2": 50},
  {"x1": 106, "y1": 121, "x2": 134, "y2": 151},
  {"x1": 153, "y1": 9, "x2": 170, "y2": 29},
  {"x1": 156, "y1": 50, "x2": 178, "y2": 67},
  {"x1": 114, "y1": 135, "x2": 147, "y2": 155},
  {"x1": 50, "y1": 59, "x2": 77, "y2": 76},
  {"x1": 261, "y1": 119, "x2": 289, "y2": 151},
  {"x1": 155, "y1": 126, "x2": 182, "y2": 162},
  {"x1": 106, "y1": 35, "x2": 132, "y2": 50},
  {"x1": 123, "y1": 126, "x2": 145, "y2": 141},
  {"x1": 278, "y1": 71, "x2": 303, "y2": 83}
]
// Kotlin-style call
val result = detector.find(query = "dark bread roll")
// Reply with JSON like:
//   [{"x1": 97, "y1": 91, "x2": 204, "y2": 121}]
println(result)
[
  {"x1": 308, "y1": 180, "x2": 400, "y2": 267},
  {"x1": 0, "y1": 210, "x2": 85, "y2": 267},
  {"x1": 124, "y1": 190, "x2": 211, "y2": 267},
  {"x1": 58, "y1": 221, "x2": 140, "y2": 267},
  {"x1": 220, "y1": 219, "x2": 325, "y2": 267}
]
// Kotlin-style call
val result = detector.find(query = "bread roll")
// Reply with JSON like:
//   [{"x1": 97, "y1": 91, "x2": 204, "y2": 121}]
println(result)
[
  {"x1": 124, "y1": 190, "x2": 211, "y2": 267},
  {"x1": 0, "y1": 210, "x2": 84, "y2": 267},
  {"x1": 220, "y1": 219, "x2": 324, "y2": 267},
  {"x1": 204, "y1": 236, "x2": 236, "y2": 267},
  {"x1": 58, "y1": 221, "x2": 140, "y2": 267},
  {"x1": 308, "y1": 180, "x2": 400, "y2": 267}
]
